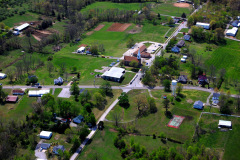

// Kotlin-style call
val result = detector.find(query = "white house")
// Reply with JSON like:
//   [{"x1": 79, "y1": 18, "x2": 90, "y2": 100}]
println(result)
[
  {"x1": 77, "y1": 47, "x2": 85, "y2": 53},
  {"x1": 28, "y1": 89, "x2": 50, "y2": 97},
  {"x1": 181, "y1": 58, "x2": 186, "y2": 63},
  {"x1": 102, "y1": 67, "x2": 125, "y2": 82},
  {"x1": 15, "y1": 23, "x2": 30, "y2": 31},
  {"x1": 183, "y1": 55, "x2": 188, "y2": 59},
  {"x1": 218, "y1": 120, "x2": 232, "y2": 130},
  {"x1": 196, "y1": 22, "x2": 210, "y2": 30},
  {"x1": 0, "y1": 73, "x2": 7, "y2": 79},
  {"x1": 39, "y1": 131, "x2": 52, "y2": 139},
  {"x1": 226, "y1": 27, "x2": 238, "y2": 37}
]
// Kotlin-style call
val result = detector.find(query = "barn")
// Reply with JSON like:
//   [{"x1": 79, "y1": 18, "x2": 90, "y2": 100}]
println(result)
[{"x1": 39, "y1": 131, "x2": 52, "y2": 139}]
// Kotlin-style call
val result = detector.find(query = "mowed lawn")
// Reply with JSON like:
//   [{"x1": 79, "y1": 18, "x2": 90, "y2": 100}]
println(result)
[
  {"x1": 198, "y1": 114, "x2": 240, "y2": 160},
  {"x1": 81, "y1": 2, "x2": 144, "y2": 12},
  {"x1": 77, "y1": 127, "x2": 122, "y2": 160},
  {"x1": 107, "y1": 89, "x2": 209, "y2": 142},
  {"x1": 152, "y1": 2, "x2": 192, "y2": 17}
]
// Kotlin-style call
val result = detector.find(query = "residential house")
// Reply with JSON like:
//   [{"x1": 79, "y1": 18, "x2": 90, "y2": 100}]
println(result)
[
  {"x1": 193, "y1": 100, "x2": 204, "y2": 110},
  {"x1": 6, "y1": 95, "x2": 18, "y2": 103},
  {"x1": 226, "y1": 27, "x2": 238, "y2": 37},
  {"x1": 54, "y1": 77, "x2": 63, "y2": 85},
  {"x1": 232, "y1": 20, "x2": 240, "y2": 27},
  {"x1": 28, "y1": 90, "x2": 50, "y2": 97},
  {"x1": 40, "y1": 143, "x2": 51, "y2": 150},
  {"x1": 73, "y1": 115, "x2": 84, "y2": 124},
  {"x1": 183, "y1": 35, "x2": 191, "y2": 41},
  {"x1": 218, "y1": 120, "x2": 232, "y2": 130},
  {"x1": 196, "y1": 22, "x2": 210, "y2": 29},
  {"x1": 53, "y1": 145, "x2": 65, "y2": 155},
  {"x1": 212, "y1": 93, "x2": 220, "y2": 105},
  {"x1": 198, "y1": 74, "x2": 208, "y2": 85},
  {"x1": 171, "y1": 46, "x2": 180, "y2": 53},
  {"x1": 39, "y1": 131, "x2": 52, "y2": 139},
  {"x1": 101, "y1": 67, "x2": 125, "y2": 82},
  {"x1": 178, "y1": 75, "x2": 188, "y2": 84},
  {"x1": 12, "y1": 89, "x2": 24, "y2": 95},
  {"x1": 176, "y1": 40, "x2": 185, "y2": 48},
  {"x1": 0, "y1": 73, "x2": 7, "y2": 79}
]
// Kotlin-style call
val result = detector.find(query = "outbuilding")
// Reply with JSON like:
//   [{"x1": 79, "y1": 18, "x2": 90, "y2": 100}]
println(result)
[
  {"x1": 180, "y1": 58, "x2": 186, "y2": 63},
  {"x1": 183, "y1": 55, "x2": 188, "y2": 59},
  {"x1": 101, "y1": 67, "x2": 125, "y2": 82},
  {"x1": 6, "y1": 95, "x2": 18, "y2": 103},
  {"x1": 218, "y1": 120, "x2": 232, "y2": 130},
  {"x1": 77, "y1": 47, "x2": 85, "y2": 53},
  {"x1": 40, "y1": 143, "x2": 51, "y2": 150},
  {"x1": 0, "y1": 73, "x2": 7, "y2": 79},
  {"x1": 28, "y1": 90, "x2": 50, "y2": 97},
  {"x1": 196, "y1": 22, "x2": 210, "y2": 30},
  {"x1": 178, "y1": 75, "x2": 188, "y2": 84},
  {"x1": 176, "y1": 40, "x2": 185, "y2": 48},
  {"x1": 232, "y1": 20, "x2": 240, "y2": 27},
  {"x1": 193, "y1": 100, "x2": 204, "y2": 110},
  {"x1": 54, "y1": 77, "x2": 63, "y2": 85},
  {"x1": 12, "y1": 89, "x2": 24, "y2": 95},
  {"x1": 171, "y1": 46, "x2": 180, "y2": 53},
  {"x1": 226, "y1": 27, "x2": 238, "y2": 37},
  {"x1": 39, "y1": 131, "x2": 52, "y2": 139}
]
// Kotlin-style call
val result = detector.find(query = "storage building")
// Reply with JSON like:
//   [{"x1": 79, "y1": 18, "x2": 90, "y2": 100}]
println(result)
[
  {"x1": 77, "y1": 47, "x2": 85, "y2": 53},
  {"x1": 6, "y1": 95, "x2": 18, "y2": 103},
  {"x1": 196, "y1": 22, "x2": 210, "y2": 29},
  {"x1": 0, "y1": 73, "x2": 7, "y2": 79},
  {"x1": 12, "y1": 89, "x2": 24, "y2": 95},
  {"x1": 218, "y1": 120, "x2": 232, "y2": 130},
  {"x1": 28, "y1": 89, "x2": 50, "y2": 97},
  {"x1": 101, "y1": 67, "x2": 125, "y2": 82},
  {"x1": 226, "y1": 27, "x2": 238, "y2": 37},
  {"x1": 39, "y1": 131, "x2": 52, "y2": 139},
  {"x1": 193, "y1": 100, "x2": 204, "y2": 110}
]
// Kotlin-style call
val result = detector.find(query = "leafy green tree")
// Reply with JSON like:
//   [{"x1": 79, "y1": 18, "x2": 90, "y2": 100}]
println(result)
[
  {"x1": 100, "y1": 81, "x2": 113, "y2": 97},
  {"x1": 79, "y1": 125, "x2": 90, "y2": 142},
  {"x1": 148, "y1": 97, "x2": 157, "y2": 113},
  {"x1": 163, "y1": 79, "x2": 171, "y2": 92},
  {"x1": 70, "y1": 82, "x2": 79, "y2": 95},
  {"x1": 163, "y1": 98, "x2": 170, "y2": 113},
  {"x1": 70, "y1": 137, "x2": 80, "y2": 153},
  {"x1": 142, "y1": 70, "x2": 156, "y2": 87},
  {"x1": 176, "y1": 83, "x2": 183, "y2": 96},
  {"x1": 118, "y1": 92, "x2": 129, "y2": 108},
  {"x1": 126, "y1": 37, "x2": 135, "y2": 48},
  {"x1": 86, "y1": 112, "x2": 96, "y2": 126},
  {"x1": 130, "y1": 60, "x2": 139, "y2": 68},
  {"x1": 29, "y1": 76, "x2": 38, "y2": 84},
  {"x1": 93, "y1": 92, "x2": 106, "y2": 110},
  {"x1": 0, "y1": 85, "x2": 8, "y2": 103},
  {"x1": 167, "y1": 17, "x2": 174, "y2": 25},
  {"x1": 41, "y1": 93, "x2": 55, "y2": 105},
  {"x1": 80, "y1": 90, "x2": 91, "y2": 104}
]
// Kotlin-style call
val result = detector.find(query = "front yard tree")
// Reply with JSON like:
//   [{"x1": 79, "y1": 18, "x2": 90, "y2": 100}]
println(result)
[
  {"x1": 0, "y1": 85, "x2": 8, "y2": 103},
  {"x1": 163, "y1": 98, "x2": 170, "y2": 114},
  {"x1": 112, "y1": 111, "x2": 121, "y2": 127},
  {"x1": 100, "y1": 81, "x2": 113, "y2": 97},
  {"x1": 118, "y1": 92, "x2": 129, "y2": 108},
  {"x1": 176, "y1": 83, "x2": 183, "y2": 96},
  {"x1": 163, "y1": 79, "x2": 171, "y2": 92},
  {"x1": 79, "y1": 125, "x2": 90, "y2": 142},
  {"x1": 93, "y1": 92, "x2": 105, "y2": 110},
  {"x1": 135, "y1": 95, "x2": 148, "y2": 117},
  {"x1": 29, "y1": 76, "x2": 38, "y2": 84},
  {"x1": 5, "y1": 66, "x2": 16, "y2": 82},
  {"x1": 167, "y1": 17, "x2": 174, "y2": 25},
  {"x1": 47, "y1": 61, "x2": 54, "y2": 76},
  {"x1": 70, "y1": 82, "x2": 79, "y2": 96},
  {"x1": 142, "y1": 70, "x2": 155, "y2": 87},
  {"x1": 181, "y1": 12, "x2": 186, "y2": 18},
  {"x1": 148, "y1": 97, "x2": 157, "y2": 113}
]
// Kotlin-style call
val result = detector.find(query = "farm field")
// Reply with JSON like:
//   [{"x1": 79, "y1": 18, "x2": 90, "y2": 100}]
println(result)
[
  {"x1": 198, "y1": 114, "x2": 240, "y2": 160},
  {"x1": 152, "y1": 2, "x2": 192, "y2": 17},
  {"x1": 80, "y1": 2, "x2": 145, "y2": 13},
  {"x1": 106, "y1": 89, "x2": 210, "y2": 142}
]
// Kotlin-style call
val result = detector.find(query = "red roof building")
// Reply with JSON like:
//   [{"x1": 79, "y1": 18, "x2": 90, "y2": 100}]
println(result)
[
  {"x1": 132, "y1": 44, "x2": 151, "y2": 58},
  {"x1": 6, "y1": 95, "x2": 18, "y2": 103},
  {"x1": 124, "y1": 56, "x2": 141, "y2": 66},
  {"x1": 12, "y1": 89, "x2": 24, "y2": 95}
]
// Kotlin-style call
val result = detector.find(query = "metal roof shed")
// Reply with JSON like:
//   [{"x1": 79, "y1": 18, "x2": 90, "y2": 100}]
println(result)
[
  {"x1": 40, "y1": 131, "x2": 52, "y2": 139},
  {"x1": 0, "y1": 73, "x2": 7, "y2": 79},
  {"x1": 15, "y1": 23, "x2": 30, "y2": 31},
  {"x1": 218, "y1": 120, "x2": 232, "y2": 130}
]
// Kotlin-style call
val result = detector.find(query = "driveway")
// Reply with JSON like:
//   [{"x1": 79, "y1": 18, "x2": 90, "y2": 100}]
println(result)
[
  {"x1": 58, "y1": 81, "x2": 72, "y2": 98},
  {"x1": 35, "y1": 140, "x2": 47, "y2": 160}
]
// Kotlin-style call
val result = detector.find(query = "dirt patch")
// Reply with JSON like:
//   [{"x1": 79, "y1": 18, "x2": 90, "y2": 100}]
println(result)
[
  {"x1": 78, "y1": 44, "x2": 88, "y2": 47},
  {"x1": 184, "y1": 115, "x2": 193, "y2": 121},
  {"x1": 173, "y1": 3, "x2": 190, "y2": 8},
  {"x1": 86, "y1": 31, "x2": 94, "y2": 35},
  {"x1": 109, "y1": 128, "x2": 118, "y2": 133},
  {"x1": 187, "y1": 99, "x2": 193, "y2": 104},
  {"x1": 107, "y1": 23, "x2": 131, "y2": 32},
  {"x1": 94, "y1": 24, "x2": 105, "y2": 31},
  {"x1": 54, "y1": 134, "x2": 60, "y2": 140},
  {"x1": 32, "y1": 30, "x2": 50, "y2": 41}
]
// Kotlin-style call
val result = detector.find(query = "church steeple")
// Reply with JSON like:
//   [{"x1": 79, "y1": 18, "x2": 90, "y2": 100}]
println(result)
[{"x1": 137, "y1": 49, "x2": 141, "y2": 59}]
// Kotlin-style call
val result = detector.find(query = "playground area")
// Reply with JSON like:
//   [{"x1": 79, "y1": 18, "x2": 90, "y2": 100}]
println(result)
[{"x1": 167, "y1": 115, "x2": 185, "y2": 128}]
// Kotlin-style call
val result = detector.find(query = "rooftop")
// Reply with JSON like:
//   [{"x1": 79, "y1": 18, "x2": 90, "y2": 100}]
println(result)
[
  {"x1": 124, "y1": 56, "x2": 139, "y2": 62},
  {"x1": 102, "y1": 67, "x2": 125, "y2": 79},
  {"x1": 6, "y1": 95, "x2": 18, "y2": 102}
]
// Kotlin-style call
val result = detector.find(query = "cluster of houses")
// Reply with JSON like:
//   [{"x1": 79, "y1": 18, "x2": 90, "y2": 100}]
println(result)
[
  {"x1": 226, "y1": 18, "x2": 239, "y2": 37},
  {"x1": 171, "y1": 35, "x2": 191, "y2": 54}
]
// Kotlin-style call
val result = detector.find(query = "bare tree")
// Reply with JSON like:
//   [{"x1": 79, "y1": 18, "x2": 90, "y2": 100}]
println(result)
[
  {"x1": 47, "y1": 62, "x2": 54, "y2": 76},
  {"x1": 209, "y1": 65, "x2": 216, "y2": 84},
  {"x1": 22, "y1": 55, "x2": 31, "y2": 74},
  {"x1": 134, "y1": 95, "x2": 148, "y2": 117},
  {"x1": 219, "y1": 68, "x2": 226, "y2": 80},
  {"x1": 58, "y1": 62, "x2": 66, "y2": 74},
  {"x1": 64, "y1": 72, "x2": 69, "y2": 82},
  {"x1": 5, "y1": 66, "x2": 16, "y2": 82},
  {"x1": 15, "y1": 61, "x2": 24, "y2": 80},
  {"x1": 112, "y1": 111, "x2": 121, "y2": 127}
]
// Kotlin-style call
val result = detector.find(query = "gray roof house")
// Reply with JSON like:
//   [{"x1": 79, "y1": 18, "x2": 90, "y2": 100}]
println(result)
[
  {"x1": 53, "y1": 145, "x2": 65, "y2": 154},
  {"x1": 193, "y1": 100, "x2": 204, "y2": 110},
  {"x1": 54, "y1": 77, "x2": 63, "y2": 85},
  {"x1": 40, "y1": 143, "x2": 51, "y2": 150},
  {"x1": 176, "y1": 40, "x2": 185, "y2": 48},
  {"x1": 178, "y1": 75, "x2": 188, "y2": 84}
]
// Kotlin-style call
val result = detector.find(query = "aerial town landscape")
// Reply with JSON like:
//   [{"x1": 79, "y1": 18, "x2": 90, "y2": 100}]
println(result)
[{"x1": 0, "y1": 0, "x2": 240, "y2": 159}]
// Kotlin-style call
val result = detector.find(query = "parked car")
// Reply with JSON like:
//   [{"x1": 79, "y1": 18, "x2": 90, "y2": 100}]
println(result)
[
  {"x1": 101, "y1": 55, "x2": 105, "y2": 58},
  {"x1": 38, "y1": 86, "x2": 42, "y2": 88}
]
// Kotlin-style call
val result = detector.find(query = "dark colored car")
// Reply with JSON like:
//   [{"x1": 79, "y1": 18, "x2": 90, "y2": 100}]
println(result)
[{"x1": 38, "y1": 86, "x2": 42, "y2": 88}]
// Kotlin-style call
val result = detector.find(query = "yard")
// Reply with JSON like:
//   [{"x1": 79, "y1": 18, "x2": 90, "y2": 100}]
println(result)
[
  {"x1": 106, "y1": 89, "x2": 210, "y2": 142},
  {"x1": 198, "y1": 114, "x2": 240, "y2": 160}
]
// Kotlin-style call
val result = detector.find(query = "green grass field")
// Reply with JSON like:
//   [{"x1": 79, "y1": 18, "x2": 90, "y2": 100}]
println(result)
[
  {"x1": 77, "y1": 127, "x2": 122, "y2": 160},
  {"x1": 180, "y1": 28, "x2": 189, "y2": 33},
  {"x1": 235, "y1": 31, "x2": 240, "y2": 40},
  {"x1": 2, "y1": 12, "x2": 39, "y2": 27},
  {"x1": 198, "y1": 114, "x2": 240, "y2": 160},
  {"x1": 81, "y1": 2, "x2": 144, "y2": 13},
  {"x1": 107, "y1": 89, "x2": 209, "y2": 142},
  {"x1": 152, "y1": 2, "x2": 192, "y2": 17}
]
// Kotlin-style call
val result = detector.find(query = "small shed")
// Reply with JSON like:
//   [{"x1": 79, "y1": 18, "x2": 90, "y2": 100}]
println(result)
[
  {"x1": 40, "y1": 143, "x2": 51, "y2": 150},
  {"x1": 171, "y1": 46, "x2": 180, "y2": 53},
  {"x1": 12, "y1": 89, "x2": 24, "y2": 95},
  {"x1": 181, "y1": 58, "x2": 186, "y2": 63},
  {"x1": 77, "y1": 47, "x2": 85, "y2": 53},
  {"x1": 39, "y1": 131, "x2": 52, "y2": 139},
  {"x1": 196, "y1": 22, "x2": 210, "y2": 30},
  {"x1": 0, "y1": 73, "x2": 7, "y2": 79},
  {"x1": 193, "y1": 100, "x2": 204, "y2": 110},
  {"x1": 183, "y1": 55, "x2": 188, "y2": 59},
  {"x1": 184, "y1": 35, "x2": 191, "y2": 41},
  {"x1": 73, "y1": 115, "x2": 84, "y2": 124},
  {"x1": 226, "y1": 27, "x2": 238, "y2": 37},
  {"x1": 232, "y1": 20, "x2": 240, "y2": 27},
  {"x1": 6, "y1": 95, "x2": 18, "y2": 103},
  {"x1": 218, "y1": 120, "x2": 232, "y2": 130},
  {"x1": 176, "y1": 40, "x2": 185, "y2": 48},
  {"x1": 53, "y1": 145, "x2": 65, "y2": 154}
]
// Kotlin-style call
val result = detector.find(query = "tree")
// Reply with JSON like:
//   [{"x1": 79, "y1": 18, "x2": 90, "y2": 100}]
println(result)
[
  {"x1": 163, "y1": 98, "x2": 170, "y2": 113},
  {"x1": 130, "y1": 60, "x2": 139, "y2": 68},
  {"x1": 163, "y1": 79, "x2": 171, "y2": 92},
  {"x1": 100, "y1": 81, "x2": 113, "y2": 97},
  {"x1": 126, "y1": 38, "x2": 135, "y2": 48},
  {"x1": 187, "y1": 15, "x2": 194, "y2": 27},
  {"x1": 118, "y1": 92, "x2": 129, "y2": 108},
  {"x1": 90, "y1": 44, "x2": 98, "y2": 55},
  {"x1": 93, "y1": 92, "x2": 106, "y2": 110},
  {"x1": 70, "y1": 82, "x2": 79, "y2": 95},
  {"x1": 80, "y1": 90, "x2": 91, "y2": 104},
  {"x1": 29, "y1": 76, "x2": 38, "y2": 84},
  {"x1": 167, "y1": 17, "x2": 174, "y2": 25},
  {"x1": 0, "y1": 85, "x2": 8, "y2": 103},
  {"x1": 176, "y1": 83, "x2": 183, "y2": 96},
  {"x1": 148, "y1": 97, "x2": 157, "y2": 113},
  {"x1": 5, "y1": 66, "x2": 16, "y2": 82},
  {"x1": 57, "y1": 14, "x2": 61, "y2": 21},
  {"x1": 47, "y1": 62, "x2": 54, "y2": 76},
  {"x1": 112, "y1": 111, "x2": 121, "y2": 127},
  {"x1": 134, "y1": 95, "x2": 148, "y2": 117},
  {"x1": 181, "y1": 12, "x2": 186, "y2": 18},
  {"x1": 142, "y1": 70, "x2": 156, "y2": 87},
  {"x1": 86, "y1": 112, "x2": 96, "y2": 126},
  {"x1": 157, "y1": 13, "x2": 161, "y2": 19},
  {"x1": 79, "y1": 125, "x2": 90, "y2": 142},
  {"x1": 41, "y1": 93, "x2": 55, "y2": 106},
  {"x1": 70, "y1": 137, "x2": 80, "y2": 153}
]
